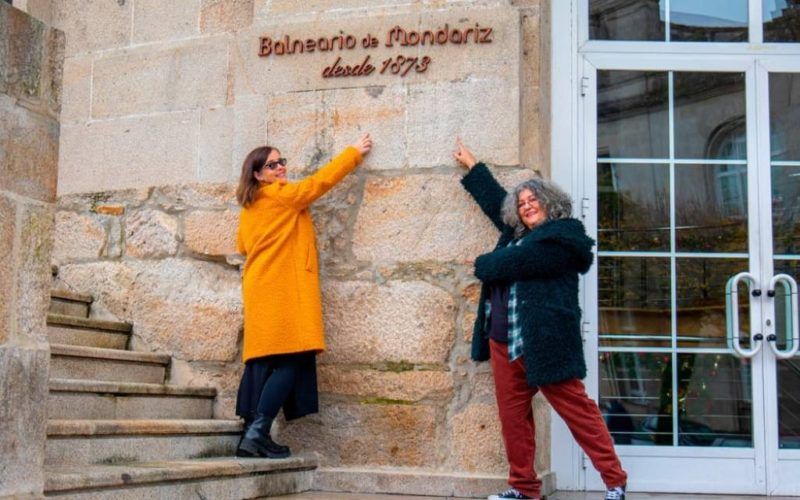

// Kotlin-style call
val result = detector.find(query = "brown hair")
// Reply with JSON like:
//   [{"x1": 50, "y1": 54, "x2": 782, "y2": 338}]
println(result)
[{"x1": 236, "y1": 146, "x2": 278, "y2": 207}]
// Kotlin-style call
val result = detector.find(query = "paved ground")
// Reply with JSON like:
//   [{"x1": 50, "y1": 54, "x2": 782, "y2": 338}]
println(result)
[{"x1": 280, "y1": 492, "x2": 799, "y2": 500}]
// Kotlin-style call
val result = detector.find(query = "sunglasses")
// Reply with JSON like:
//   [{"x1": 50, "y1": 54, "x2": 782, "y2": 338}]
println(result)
[{"x1": 261, "y1": 158, "x2": 287, "y2": 170}]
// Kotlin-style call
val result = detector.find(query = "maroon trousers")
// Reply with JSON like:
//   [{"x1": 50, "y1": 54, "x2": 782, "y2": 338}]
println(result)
[{"x1": 490, "y1": 340, "x2": 627, "y2": 498}]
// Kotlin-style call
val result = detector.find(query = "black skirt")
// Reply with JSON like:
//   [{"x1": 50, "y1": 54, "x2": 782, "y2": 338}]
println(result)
[{"x1": 235, "y1": 351, "x2": 319, "y2": 422}]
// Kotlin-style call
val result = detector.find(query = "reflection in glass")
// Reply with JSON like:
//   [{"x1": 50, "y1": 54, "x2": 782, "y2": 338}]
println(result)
[
  {"x1": 675, "y1": 164, "x2": 748, "y2": 253},
  {"x1": 774, "y1": 261, "x2": 800, "y2": 352},
  {"x1": 778, "y1": 357, "x2": 800, "y2": 448},
  {"x1": 674, "y1": 72, "x2": 746, "y2": 160},
  {"x1": 773, "y1": 262, "x2": 800, "y2": 449},
  {"x1": 600, "y1": 352, "x2": 673, "y2": 445},
  {"x1": 598, "y1": 71, "x2": 669, "y2": 159},
  {"x1": 678, "y1": 353, "x2": 752, "y2": 447},
  {"x1": 599, "y1": 257, "x2": 671, "y2": 348},
  {"x1": 598, "y1": 164, "x2": 670, "y2": 251},
  {"x1": 772, "y1": 166, "x2": 800, "y2": 255},
  {"x1": 769, "y1": 73, "x2": 800, "y2": 161},
  {"x1": 670, "y1": 0, "x2": 748, "y2": 42},
  {"x1": 764, "y1": 0, "x2": 800, "y2": 42},
  {"x1": 676, "y1": 259, "x2": 750, "y2": 349},
  {"x1": 590, "y1": 0, "x2": 666, "y2": 41}
]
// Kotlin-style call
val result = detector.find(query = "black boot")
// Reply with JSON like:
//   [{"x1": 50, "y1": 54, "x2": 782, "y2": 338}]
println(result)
[
  {"x1": 235, "y1": 414, "x2": 291, "y2": 459},
  {"x1": 236, "y1": 418, "x2": 252, "y2": 451}
]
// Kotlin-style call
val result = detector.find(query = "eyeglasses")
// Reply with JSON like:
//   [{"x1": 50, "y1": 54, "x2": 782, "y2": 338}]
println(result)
[{"x1": 261, "y1": 158, "x2": 287, "y2": 170}]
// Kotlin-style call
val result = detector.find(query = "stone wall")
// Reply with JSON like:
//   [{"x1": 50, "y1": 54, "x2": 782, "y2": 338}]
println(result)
[
  {"x1": 0, "y1": 2, "x2": 63, "y2": 496},
  {"x1": 32, "y1": 0, "x2": 552, "y2": 194},
  {"x1": 52, "y1": 170, "x2": 556, "y2": 491},
  {"x1": 40, "y1": 0, "x2": 554, "y2": 492}
]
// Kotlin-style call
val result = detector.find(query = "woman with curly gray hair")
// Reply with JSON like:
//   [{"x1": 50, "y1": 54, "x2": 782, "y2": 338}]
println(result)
[
  {"x1": 454, "y1": 139, "x2": 627, "y2": 500},
  {"x1": 500, "y1": 177, "x2": 574, "y2": 238}
]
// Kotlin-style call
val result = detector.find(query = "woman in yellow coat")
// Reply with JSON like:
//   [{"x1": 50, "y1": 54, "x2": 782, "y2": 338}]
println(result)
[{"x1": 234, "y1": 133, "x2": 372, "y2": 458}]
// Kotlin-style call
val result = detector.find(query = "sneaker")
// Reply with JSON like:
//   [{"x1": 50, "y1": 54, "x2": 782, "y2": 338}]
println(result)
[
  {"x1": 488, "y1": 487, "x2": 535, "y2": 500},
  {"x1": 605, "y1": 485, "x2": 626, "y2": 500}
]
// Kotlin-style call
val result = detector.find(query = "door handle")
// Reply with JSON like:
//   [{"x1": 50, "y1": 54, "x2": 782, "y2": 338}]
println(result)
[
  {"x1": 766, "y1": 274, "x2": 799, "y2": 360},
  {"x1": 726, "y1": 272, "x2": 763, "y2": 358}
]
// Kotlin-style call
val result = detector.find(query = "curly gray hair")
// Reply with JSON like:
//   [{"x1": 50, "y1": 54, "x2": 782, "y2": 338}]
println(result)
[{"x1": 501, "y1": 177, "x2": 573, "y2": 238}]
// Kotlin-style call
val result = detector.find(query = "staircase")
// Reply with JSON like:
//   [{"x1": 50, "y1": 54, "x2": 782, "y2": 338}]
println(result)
[{"x1": 43, "y1": 288, "x2": 316, "y2": 498}]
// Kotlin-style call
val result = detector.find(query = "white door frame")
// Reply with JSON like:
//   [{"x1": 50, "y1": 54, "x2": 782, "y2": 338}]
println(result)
[
  {"x1": 580, "y1": 55, "x2": 766, "y2": 496},
  {"x1": 550, "y1": 0, "x2": 800, "y2": 494},
  {"x1": 756, "y1": 57, "x2": 800, "y2": 497},
  {"x1": 550, "y1": 0, "x2": 585, "y2": 488}
]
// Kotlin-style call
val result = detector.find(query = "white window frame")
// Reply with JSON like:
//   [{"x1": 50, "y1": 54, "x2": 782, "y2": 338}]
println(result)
[{"x1": 550, "y1": 0, "x2": 800, "y2": 493}]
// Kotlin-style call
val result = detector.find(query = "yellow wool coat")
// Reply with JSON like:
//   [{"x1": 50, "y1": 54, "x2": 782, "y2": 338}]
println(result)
[{"x1": 236, "y1": 147, "x2": 362, "y2": 361}]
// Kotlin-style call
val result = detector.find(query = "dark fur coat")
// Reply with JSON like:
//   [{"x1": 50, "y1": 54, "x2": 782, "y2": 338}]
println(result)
[{"x1": 462, "y1": 163, "x2": 594, "y2": 387}]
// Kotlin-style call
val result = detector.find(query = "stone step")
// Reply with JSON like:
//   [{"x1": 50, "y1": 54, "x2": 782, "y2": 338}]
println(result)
[
  {"x1": 48, "y1": 379, "x2": 216, "y2": 420},
  {"x1": 49, "y1": 289, "x2": 93, "y2": 318},
  {"x1": 47, "y1": 314, "x2": 132, "y2": 350},
  {"x1": 49, "y1": 344, "x2": 170, "y2": 384},
  {"x1": 44, "y1": 456, "x2": 316, "y2": 498},
  {"x1": 46, "y1": 419, "x2": 243, "y2": 466}
]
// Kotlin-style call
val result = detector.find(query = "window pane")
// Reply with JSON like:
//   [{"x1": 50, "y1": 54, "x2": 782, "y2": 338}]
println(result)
[
  {"x1": 674, "y1": 72, "x2": 746, "y2": 160},
  {"x1": 675, "y1": 164, "x2": 748, "y2": 253},
  {"x1": 670, "y1": 0, "x2": 748, "y2": 42},
  {"x1": 600, "y1": 352, "x2": 673, "y2": 445},
  {"x1": 598, "y1": 164, "x2": 670, "y2": 251},
  {"x1": 599, "y1": 257, "x2": 671, "y2": 348},
  {"x1": 598, "y1": 71, "x2": 669, "y2": 159},
  {"x1": 677, "y1": 353, "x2": 753, "y2": 447},
  {"x1": 769, "y1": 73, "x2": 800, "y2": 161},
  {"x1": 774, "y1": 262, "x2": 800, "y2": 450},
  {"x1": 773, "y1": 261, "x2": 800, "y2": 351},
  {"x1": 764, "y1": 0, "x2": 800, "y2": 42},
  {"x1": 777, "y1": 356, "x2": 800, "y2": 449},
  {"x1": 675, "y1": 258, "x2": 750, "y2": 349},
  {"x1": 772, "y1": 166, "x2": 800, "y2": 255},
  {"x1": 590, "y1": 0, "x2": 666, "y2": 41}
]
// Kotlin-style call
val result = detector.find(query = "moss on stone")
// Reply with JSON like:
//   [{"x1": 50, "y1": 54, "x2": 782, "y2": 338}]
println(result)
[
  {"x1": 88, "y1": 192, "x2": 114, "y2": 212},
  {"x1": 95, "y1": 455, "x2": 138, "y2": 465},
  {"x1": 360, "y1": 397, "x2": 414, "y2": 405},
  {"x1": 380, "y1": 360, "x2": 414, "y2": 372}
]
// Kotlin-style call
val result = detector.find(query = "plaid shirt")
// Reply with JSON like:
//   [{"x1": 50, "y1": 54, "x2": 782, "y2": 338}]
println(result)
[{"x1": 484, "y1": 239, "x2": 524, "y2": 361}]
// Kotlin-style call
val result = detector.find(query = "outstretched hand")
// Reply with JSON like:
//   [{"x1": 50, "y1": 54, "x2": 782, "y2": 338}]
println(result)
[
  {"x1": 352, "y1": 132, "x2": 373, "y2": 156},
  {"x1": 453, "y1": 138, "x2": 477, "y2": 170}
]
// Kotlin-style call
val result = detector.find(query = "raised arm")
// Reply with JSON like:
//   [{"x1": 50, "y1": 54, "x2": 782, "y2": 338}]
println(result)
[
  {"x1": 270, "y1": 134, "x2": 372, "y2": 210},
  {"x1": 461, "y1": 163, "x2": 507, "y2": 231},
  {"x1": 453, "y1": 138, "x2": 507, "y2": 231}
]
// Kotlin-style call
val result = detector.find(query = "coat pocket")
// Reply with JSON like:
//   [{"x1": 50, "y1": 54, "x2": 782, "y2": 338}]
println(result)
[{"x1": 533, "y1": 305, "x2": 582, "y2": 352}]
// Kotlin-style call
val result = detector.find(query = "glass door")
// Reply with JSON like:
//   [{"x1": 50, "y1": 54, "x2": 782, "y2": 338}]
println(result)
[
  {"x1": 581, "y1": 57, "x2": 768, "y2": 494},
  {"x1": 580, "y1": 57, "x2": 800, "y2": 496},
  {"x1": 759, "y1": 61, "x2": 800, "y2": 497},
  {"x1": 562, "y1": 0, "x2": 800, "y2": 495}
]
